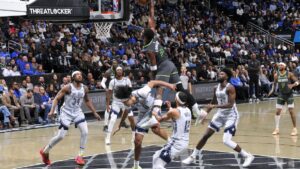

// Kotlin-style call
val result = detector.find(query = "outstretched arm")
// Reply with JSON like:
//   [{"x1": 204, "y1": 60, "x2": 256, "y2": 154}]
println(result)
[
  {"x1": 148, "y1": 0, "x2": 155, "y2": 31},
  {"x1": 147, "y1": 80, "x2": 176, "y2": 91},
  {"x1": 84, "y1": 86, "x2": 101, "y2": 120}
]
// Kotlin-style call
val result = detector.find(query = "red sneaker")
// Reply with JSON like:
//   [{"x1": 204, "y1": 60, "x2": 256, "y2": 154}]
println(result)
[
  {"x1": 39, "y1": 149, "x2": 51, "y2": 165},
  {"x1": 75, "y1": 156, "x2": 85, "y2": 165}
]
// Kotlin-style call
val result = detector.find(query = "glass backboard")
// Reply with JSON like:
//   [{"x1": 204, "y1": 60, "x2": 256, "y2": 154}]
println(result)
[{"x1": 89, "y1": 0, "x2": 129, "y2": 22}]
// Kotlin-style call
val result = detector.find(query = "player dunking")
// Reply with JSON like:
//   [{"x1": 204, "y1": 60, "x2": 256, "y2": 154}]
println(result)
[
  {"x1": 142, "y1": 0, "x2": 206, "y2": 123},
  {"x1": 182, "y1": 68, "x2": 254, "y2": 168},
  {"x1": 268, "y1": 62, "x2": 298, "y2": 136},
  {"x1": 114, "y1": 80, "x2": 176, "y2": 169},
  {"x1": 152, "y1": 92, "x2": 191, "y2": 169},
  {"x1": 39, "y1": 71, "x2": 101, "y2": 166}
]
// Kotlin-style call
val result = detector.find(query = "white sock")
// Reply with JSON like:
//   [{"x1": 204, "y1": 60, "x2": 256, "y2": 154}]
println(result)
[
  {"x1": 79, "y1": 148, "x2": 84, "y2": 157},
  {"x1": 191, "y1": 148, "x2": 200, "y2": 158},
  {"x1": 43, "y1": 145, "x2": 51, "y2": 154},
  {"x1": 275, "y1": 115, "x2": 280, "y2": 129},
  {"x1": 134, "y1": 160, "x2": 139, "y2": 167},
  {"x1": 106, "y1": 132, "x2": 111, "y2": 140},
  {"x1": 240, "y1": 149, "x2": 250, "y2": 157},
  {"x1": 104, "y1": 109, "x2": 110, "y2": 126}
]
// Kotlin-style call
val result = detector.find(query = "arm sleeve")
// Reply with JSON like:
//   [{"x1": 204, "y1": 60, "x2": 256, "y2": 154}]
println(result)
[{"x1": 108, "y1": 80, "x2": 114, "y2": 90}]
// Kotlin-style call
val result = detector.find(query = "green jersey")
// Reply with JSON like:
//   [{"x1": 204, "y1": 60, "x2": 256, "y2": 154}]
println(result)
[
  {"x1": 277, "y1": 71, "x2": 292, "y2": 95},
  {"x1": 142, "y1": 38, "x2": 167, "y2": 65}
]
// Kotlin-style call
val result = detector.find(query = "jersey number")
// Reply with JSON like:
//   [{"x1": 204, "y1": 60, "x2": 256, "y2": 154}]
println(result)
[
  {"x1": 72, "y1": 98, "x2": 80, "y2": 106},
  {"x1": 184, "y1": 120, "x2": 191, "y2": 133}
]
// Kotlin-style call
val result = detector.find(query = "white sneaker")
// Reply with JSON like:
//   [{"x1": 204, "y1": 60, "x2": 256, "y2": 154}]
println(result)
[
  {"x1": 139, "y1": 116, "x2": 159, "y2": 129},
  {"x1": 132, "y1": 166, "x2": 142, "y2": 169},
  {"x1": 105, "y1": 137, "x2": 111, "y2": 145},
  {"x1": 195, "y1": 109, "x2": 207, "y2": 125},
  {"x1": 249, "y1": 98, "x2": 253, "y2": 103},
  {"x1": 242, "y1": 154, "x2": 254, "y2": 167},
  {"x1": 182, "y1": 156, "x2": 195, "y2": 164}
]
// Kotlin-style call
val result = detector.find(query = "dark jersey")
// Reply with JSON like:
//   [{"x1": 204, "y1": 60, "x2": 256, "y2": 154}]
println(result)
[{"x1": 142, "y1": 38, "x2": 167, "y2": 65}]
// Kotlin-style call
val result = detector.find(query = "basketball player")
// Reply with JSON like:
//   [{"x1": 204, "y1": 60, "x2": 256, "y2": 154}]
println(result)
[
  {"x1": 268, "y1": 62, "x2": 298, "y2": 136},
  {"x1": 105, "y1": 66, "x2": 133, "y2": 145},
  {"x1": 101, "y1": 59, "x2": 128, "y2": 132},
  {"x1": 39, "y1": 71, "x2": 101, "y2": 166},
  {"x1": 114, "y1": 80, "x2": 176, "y2": 169},
  {"x1": 182, "y1": 68, "x2": 254, "y2": 168},
  {"x1": 152, "y1": 91, "x2": 191, "y2": 169},
  {"x1": 142, "y1": 0, "x2": 206, "y2": 123}
]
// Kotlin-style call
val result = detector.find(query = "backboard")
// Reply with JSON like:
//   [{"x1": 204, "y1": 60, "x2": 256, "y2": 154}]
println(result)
[{"x1": 26, "y1": 0, "x2": 130, "y2": 23}]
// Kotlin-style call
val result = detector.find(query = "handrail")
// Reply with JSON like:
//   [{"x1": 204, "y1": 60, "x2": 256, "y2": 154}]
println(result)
[
  {"x1": 248, "y1": 22, "x2": 294, "y2": 49},
  {"x1": 7, "y1": 40, "x2": 22, "y2": 52}
]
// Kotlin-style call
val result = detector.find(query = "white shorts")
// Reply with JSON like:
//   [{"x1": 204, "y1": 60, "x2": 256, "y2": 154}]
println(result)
[
  {"x1": 208, "y1": 109, "x2": 239, "y2": 136},
  {"x1": 154, "y1": 139, "x2": 188, "y2": 164},
  {"x1": 59, "y1": 110, "x2": 85, "y2": 130},
  {"x1": 128, "y1": 110, "x2": 134, "y2": 117},
  {"x1": 276, "y1": 103, "x2": 294, "y2": 109},
  {"x1": 111, "y1": 101, "x2": 128, "y2": 115}
]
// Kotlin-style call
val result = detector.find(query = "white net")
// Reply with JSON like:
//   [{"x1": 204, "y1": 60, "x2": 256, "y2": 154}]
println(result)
[{"x1": 94, "y1": 22, "x2": 113, "y2": 40}]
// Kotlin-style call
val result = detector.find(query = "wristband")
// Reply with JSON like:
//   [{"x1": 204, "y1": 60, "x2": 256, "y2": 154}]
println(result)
[{"x1": 150, "y1": 65, "x2": 157, "y2": 71}]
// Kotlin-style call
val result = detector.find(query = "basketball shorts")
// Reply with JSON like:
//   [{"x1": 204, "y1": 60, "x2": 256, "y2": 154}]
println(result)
[
  {"x1": 208, "y1": 110, "x2": 239, "y2": 136},
  {"x1": 276, "y1": 93, "x2": 294, "y2": 109},
  {"x1": 59, "y1": 109, "x2": 85, "y2": 129},
  {"x1": 111, "y1": 101, "x2": 128, "y2": 115},
  {"x1": 156, "y1": 60, "x2": 180, "y2": 84}
]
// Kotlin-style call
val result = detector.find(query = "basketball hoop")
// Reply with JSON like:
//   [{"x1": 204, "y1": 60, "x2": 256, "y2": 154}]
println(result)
[{"x1": 94, "y1": 22, "x2": 113, "y2": 40}]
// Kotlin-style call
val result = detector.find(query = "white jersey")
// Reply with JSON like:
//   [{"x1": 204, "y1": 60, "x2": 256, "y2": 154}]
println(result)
[
  {"x1": 216, "y1": 83, "x2": 237, "y2": 113},
  {"x1": 132, "y1": 85, "x2": 155, "y2": 113},
  {"x1": 171, "y1": 106, "x2": 191, "y2": 142},
  {"x1": 109, "y1": 77, "x2": 132, "y2": 102},
  {"x1": 61, "y1": 83, "x2": 85, "y2": 116}
]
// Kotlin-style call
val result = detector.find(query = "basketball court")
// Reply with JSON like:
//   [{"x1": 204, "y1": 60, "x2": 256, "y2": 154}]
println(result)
[
  {"x1": 0, "y1": 0, "x2": 299, "y2": 169},
  {"x1": 0, "y1": 98, "x2": 299, "y2": 169}
]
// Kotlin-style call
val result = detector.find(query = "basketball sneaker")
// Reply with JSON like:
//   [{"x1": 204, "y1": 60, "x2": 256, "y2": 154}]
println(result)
[
  {"x1": 139, "y1": 115, "x2": 159, "y2": 129},
  {"x1": 39, "y1": 149, "x2": 51, "y2": 165},
  {"x1": 75, "y1": 155, "x2": 85, "y2": 165},
  {"x1": 195, "y1": 109, "x2": 207, "y2": 125},
  {"x1": 182, "y1": 156, "x2": 196, "y2": 164},
  {"x1": 272, "y1": 128, "x2": 279, "y2": 135},
  {"x1": 242, "y1": 154, "x2": 254, "y2": 167},
  {"x1": 291, "y1": 128, "x2": 298, "y2": 136}
]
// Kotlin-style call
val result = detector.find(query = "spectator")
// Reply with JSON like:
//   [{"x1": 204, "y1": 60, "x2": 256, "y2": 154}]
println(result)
[
  {"x1": 198, "y1": 65, "x2": 208, "y2": 81},
  {"x1": 230, "y1": 70, "x2": 249, "y2": 101},
  {"x1": 0, "y1": 105, "x2": 16, "y2": 129},
  {"x1": 20, "y1": 89, "x2": 39, "y2": 124},
  {"x1": 35, "y1": 65, "x2": 45, "y2": 75},
  {"x1": 2, "y1": 88, "x2": 26, "y2": 126},
  {"x1": 39, "y1": 86, "x2": 52, "y2": 123},
  {"x1": 248, "y1": 53, "x2": 261, "y2": 101},
  {"x1": 259, "y1": 67, "x2": 272, "y2": 96},
  {"x1": 0, "y1": 79, "x2": 8, "y2": 94},
  {"x1": 22, "y1": 63, "x2": 35, "y2": 76},
  {"x1": 19, "y1": 80, "x2": 28, "y2": 96},
  {"x1": 25, "y1": 76, "x2": 34, "y2": 90},
  {"x1": 180, "y1": 66, "x2": 192, "y2": 94},
  {"x1": 47, "y1": 84, "x2": 58, "y2": 99},
  {"x1": 12, "y1": 82, "x2": 22, "y2": 100},
  {"x1": 207, "y1": 65, "x2": 217, "y2": 80},
  {"x1": 11, "y1": 65, "x2": 21, "y2": 76},
  {"x1": 38, "y1": 76, "x2": 46, "y2": 88}
]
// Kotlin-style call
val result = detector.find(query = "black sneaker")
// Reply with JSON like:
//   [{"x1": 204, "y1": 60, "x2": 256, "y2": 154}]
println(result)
[
  {"x1": 121, "y1": 121, "x2": 129, "y2": 128},
  {"x1": 103, "y1": 125, "x2": 108, "y2": 132}
]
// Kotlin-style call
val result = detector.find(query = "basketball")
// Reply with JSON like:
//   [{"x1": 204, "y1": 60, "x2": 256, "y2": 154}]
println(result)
[{"x1": 137, "y1": 0, "x2": 149, "y2": 6}]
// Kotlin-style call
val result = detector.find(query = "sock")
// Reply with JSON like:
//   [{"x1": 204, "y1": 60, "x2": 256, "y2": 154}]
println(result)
[
  {"x1": 240, "y1": 149, "x2": 250, "y2": 157},
  {"x1": 191, "y1": 148, "x2": 200, "y2": 158},
  {"x1": 104, "y1": 109, "x2": 110, "y2": 126},
  {"x1": 79, "y1": 148, "x2": 84, "y2": 157},
  {"x1": 134, "y1": 160, "x2": 139, "y2": 167},
  {"x1": 43, "y1": 145, "x2": 51, "y2": 154},
  {"x1": 275, "y1": 115, "x2": 280, "y2": 129}
]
